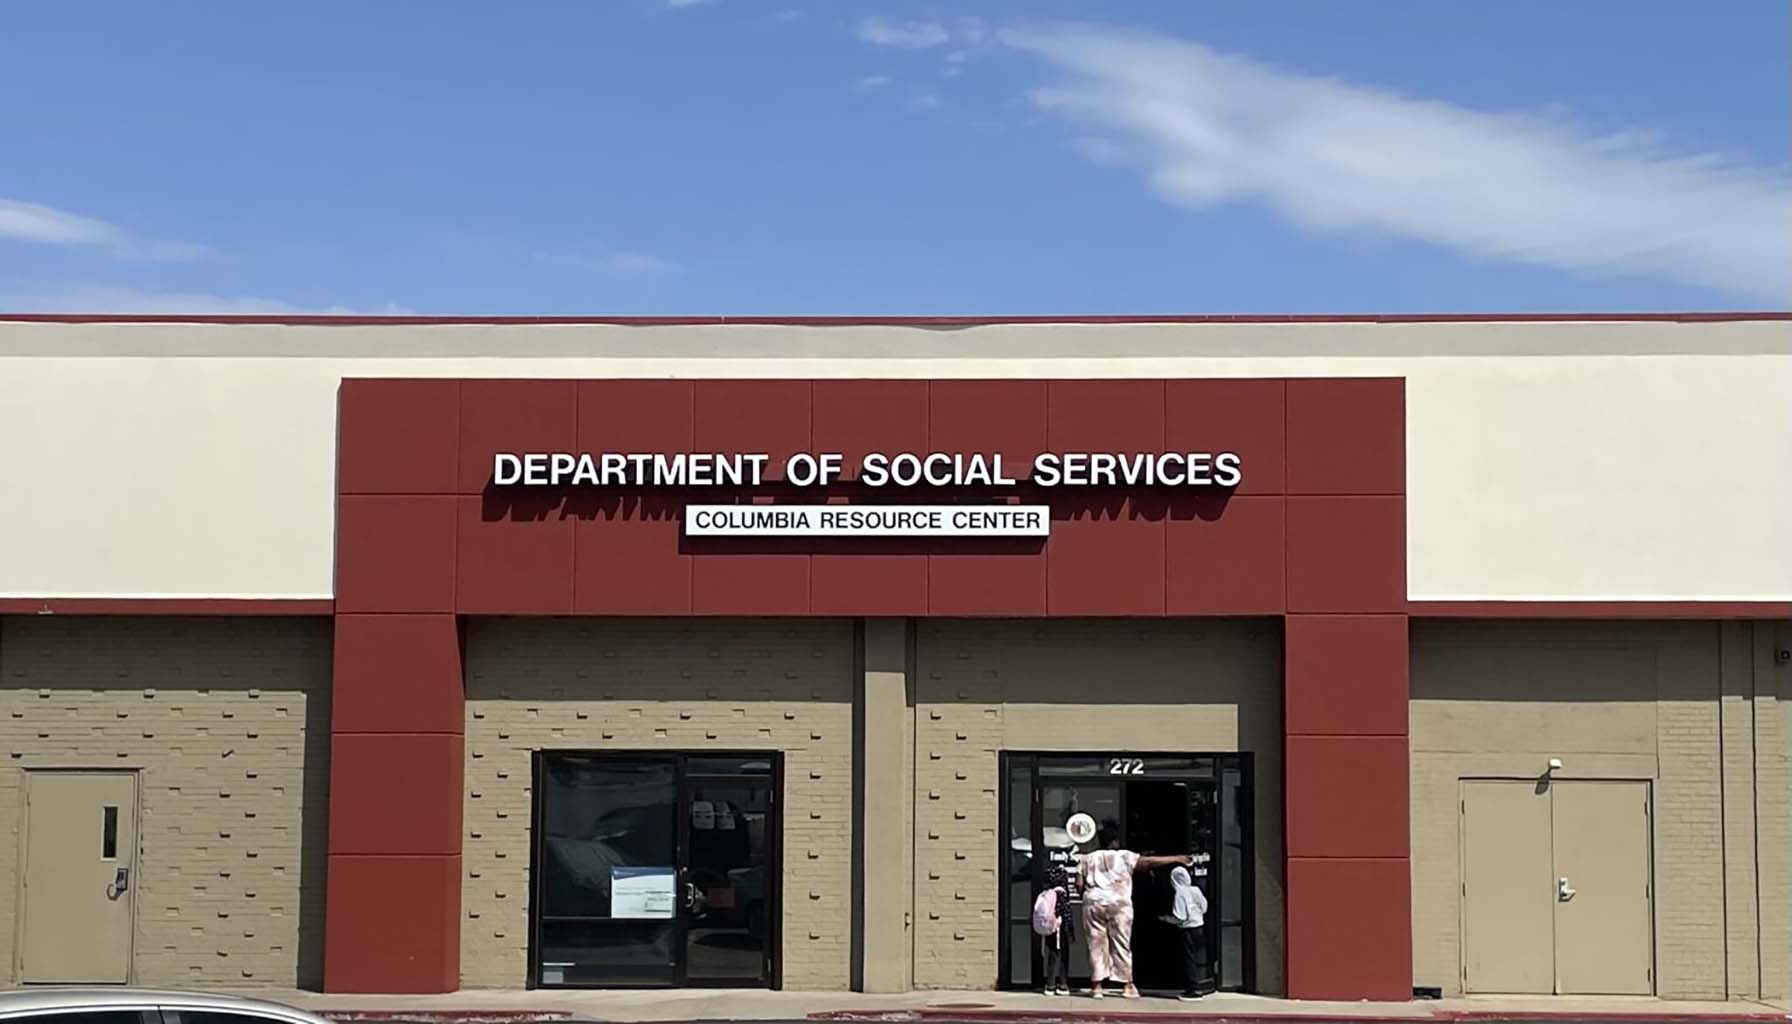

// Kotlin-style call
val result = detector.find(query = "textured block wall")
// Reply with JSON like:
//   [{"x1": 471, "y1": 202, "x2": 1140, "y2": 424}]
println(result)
[
  {"x1": 1409, "y1": 620, "x2": 1754, "y2": 999},
  {"x1": 911, "y1": 618, "x2": 1284, "y2": 992},
  {"x1": 0, "y1": 617, "x2": 330, "y2": 987},
  {"x1": 459, "y1": 618, "x2": 854, "y2": 989}
]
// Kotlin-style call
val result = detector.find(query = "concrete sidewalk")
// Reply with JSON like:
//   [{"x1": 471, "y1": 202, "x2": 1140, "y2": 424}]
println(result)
[{"x1": 250, "y1": 988, "x2": 1792, "y2": 1024}]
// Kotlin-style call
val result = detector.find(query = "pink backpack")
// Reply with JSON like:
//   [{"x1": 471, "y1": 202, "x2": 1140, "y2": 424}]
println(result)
[{"x1": 1031, "y1": 887, "x2": 1061, "y2": 936}]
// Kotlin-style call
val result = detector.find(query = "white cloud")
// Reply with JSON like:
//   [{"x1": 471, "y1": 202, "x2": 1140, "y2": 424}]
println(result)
[
  {"x1": 0, "y1": 282, "x2": 411, "y2": 315},
  {"x1": 910, "y1": 93, "x2": 942, "y2": 112},
  {"x1": 1003, "y1": 24, "x2": 1792, "y2": 302},
  {"x1": 857, "y1": 17, "x2": 949, "y2": 49},
  {"x1": 0, "y1": 197, "x2": 211, "y2": 263},
  {"x1": 857, "y1": 75, "x2": 892, "y2": 90},
  {"x1": 0, "y1": 199, "x2": 121, "y2": 246},
  {"x1": 662, "y1": 0, "x2": 712, "y2": 8},
  {"x1": 775, "y1": 8, "x2": 802, "y2": 21}
]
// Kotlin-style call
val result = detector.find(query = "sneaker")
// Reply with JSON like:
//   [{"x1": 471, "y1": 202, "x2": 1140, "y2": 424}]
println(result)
[{"x1": 1179, "y1": 992, "x2": 1203, "y2": 1002}]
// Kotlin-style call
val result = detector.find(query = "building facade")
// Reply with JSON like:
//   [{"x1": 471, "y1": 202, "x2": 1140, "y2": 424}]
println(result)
[{"x1": 0, "y1": 314, "x2": 1786, "y2": 1003}]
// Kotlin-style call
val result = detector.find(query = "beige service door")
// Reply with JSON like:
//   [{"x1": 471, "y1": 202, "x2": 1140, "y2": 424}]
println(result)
[
  {"x1": 1460, "y1": 780, "x2": 1555, "y2": 993},
  {"x1": 18, "y1": 771, "x2": 138, "y2": 983},
  {"x1": 1550, "y1": 780, "x2": 1654, "y2": 995}
]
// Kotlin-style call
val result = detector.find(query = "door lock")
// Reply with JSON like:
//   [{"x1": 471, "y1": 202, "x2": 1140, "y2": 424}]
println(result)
[
  {"x1": 1557, "y1": 876, "x2": 1576, "y2": 903},
  {"x1": 107, "y1": 866, "x2": 130, "y2": 900}
]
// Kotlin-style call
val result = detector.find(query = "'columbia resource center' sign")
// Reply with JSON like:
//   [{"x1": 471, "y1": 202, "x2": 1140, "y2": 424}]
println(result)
[{"x1": 493, "y1": 450, "x2": 1242, "y2": 538}]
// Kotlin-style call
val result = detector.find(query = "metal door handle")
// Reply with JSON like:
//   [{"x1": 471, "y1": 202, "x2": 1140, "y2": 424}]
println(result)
[
  {"x1": 107, "y1": 866, "x2": 130, "y2": 900},
  {"x1": 1557, "y1": 876, "x2": 1576, "y2": 902},
  {"x1": 685, "y1": 881, "x2": 698, "y2": 910}
]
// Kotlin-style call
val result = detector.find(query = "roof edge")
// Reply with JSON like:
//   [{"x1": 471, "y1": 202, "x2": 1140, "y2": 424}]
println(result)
[{"x1": 0, "y1": 312, "x2": 1788, "y2": 326}]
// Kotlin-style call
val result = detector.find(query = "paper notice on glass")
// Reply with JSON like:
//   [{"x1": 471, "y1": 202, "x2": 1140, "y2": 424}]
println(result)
[{"x1": 611, "y1": 866, "x2": 677, "y2": 919}]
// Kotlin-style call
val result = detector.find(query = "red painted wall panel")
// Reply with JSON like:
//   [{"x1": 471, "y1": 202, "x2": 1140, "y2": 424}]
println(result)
[
  {"x1": 335, "y1": 495, "x2": 458, "y2": 613},
  {"x1": 324, "y1": 854, "x2": 461, "y2": 993},
  {"x1": 1165, "y1": 378, "x2": 1286, "y2": 496},
  {"x1": 1285, "y1": 496, "x2": 1406, "y2": 613},
  {"x1": 927, "y1": 551, "x2": 1048, "y2": 616},
  {"x1": 328, "y1": 732, "x2": 465, "y2": 856},
  {"x1": 1046, "y1": 494, "x2": 1165, "y2": 616},
  {"x1": 458, "y1": 379, "x2": 577, "y2": 493},
  {"x1": 573, "y1": 500, "x2": 693, "y2": 614},
  {"x1": 337, "y1": 379, "x2": 459, "y2": 495},
  {"x1": 691, "y1": 549, "x2": 811, "y2": 614},
  {"x1": 578, "y1": 379, "x2": 695, "y2": 452},
  {"x1": 1285, "y1": 857, "x2": 1412, "y2": 1000},
  {"x1": 811, "y1": 551, "x2": 930, "y2": 615},
  {"x1": 1287, "y1": 378, "x2": 1405, "y2": 496},
  {"x1": 1047, "y1": 379, "x2": 1166, "y2": 453},
  {"x1": 928, "y1": 380, "x2": 1047, "y2": 476},
  {"x1": 332, "y1": 614, "x2": 463, "y2": 734},
  {"x1": 456, "y1": 494, "x2": 575, "y2": 614},
  {"x1": 1285, "y1": 734, "x2": 1410, "y2": 859},
  {"x1": 1284, "y1": 614, "x2": 1408, "y2": 736},
  {"x1": 692, "y1": 380, "x2": 810, "y2": 482},
  {"x1": 812, "y1": 380, "x2": 929, "y2": 481},
  {"x1": 1165, "y1": 494, "x2": 1285, "y2": 615}
]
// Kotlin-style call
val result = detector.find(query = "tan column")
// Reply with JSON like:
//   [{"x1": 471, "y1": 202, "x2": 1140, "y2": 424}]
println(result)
[
  {"x1": 855, "y1": 618, "x2": 914, "y2": 992},
  {"x1": 1720, "y1": 622, "x2": 1760, "y2": 998}
]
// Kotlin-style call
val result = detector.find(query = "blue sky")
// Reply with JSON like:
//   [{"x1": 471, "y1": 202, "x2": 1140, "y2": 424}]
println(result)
[{"x1": 2, "y1": 1, "x2": 1786, "y2": 315}]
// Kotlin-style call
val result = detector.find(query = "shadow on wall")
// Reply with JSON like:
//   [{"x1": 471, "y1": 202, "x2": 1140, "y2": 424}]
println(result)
[
  {"x1": 1411, "y1": 619, "x2": 1720, "y2": 704},
  {"x1": 477, "y1": 480, "x2": 1240, "y2": 554},
  {"x1": 461, "y1": 617, "x2": 856, "y2": 703}
]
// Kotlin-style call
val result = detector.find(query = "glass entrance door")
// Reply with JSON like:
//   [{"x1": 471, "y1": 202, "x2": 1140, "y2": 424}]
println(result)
[
  {"x1": 530, "y1": 752, "x2": 780, "y2": 988},
  {"x1": 1000, "y1": 753, "x2": 1254, "y2": 994}
]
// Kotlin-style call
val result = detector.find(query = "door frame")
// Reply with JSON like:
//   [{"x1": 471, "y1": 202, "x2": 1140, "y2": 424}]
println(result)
[
  {"x1": 997, "y1": 751, "x2": 1256, "y2": 994},
  {"x1": 1455, "y1": 774, "x2": 1657, "y2": 996},
  {"x1": 13, "y1": 766, "x2": 142, "y2": 986},
  {"x1": 526, "y1": 750, "x2": 784, "y2": 990}
]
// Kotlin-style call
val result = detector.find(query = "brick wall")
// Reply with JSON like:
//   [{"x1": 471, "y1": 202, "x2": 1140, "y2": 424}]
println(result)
[
  {"x1": 1409, "y1": 620, "x2": 1743, "y2": 999},
  {"x1": 0, "y1": 617, "x2": 331, "y2": 987},
  {"x1": 459, "y1": 618, "x2": 854, "y2": 989},
  {"x1": 912, "y1": 619, "x2": 1284, "y2": 993}
]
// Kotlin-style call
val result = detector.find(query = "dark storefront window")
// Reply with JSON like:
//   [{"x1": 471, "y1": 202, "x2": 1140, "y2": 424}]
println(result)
[{"x1": 531, "y1": 752, "x2": 779, "y2": 988}]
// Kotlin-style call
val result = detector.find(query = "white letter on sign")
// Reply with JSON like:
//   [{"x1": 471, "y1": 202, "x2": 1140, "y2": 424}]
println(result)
[{"x1": 494, "y1": 453, "x2": 522, "y2": 485}]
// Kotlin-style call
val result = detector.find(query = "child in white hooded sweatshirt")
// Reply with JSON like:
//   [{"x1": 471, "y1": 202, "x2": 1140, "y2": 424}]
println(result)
[{"x1": 1160, "y1": 865, "x2": 1210, "y2": 1000}]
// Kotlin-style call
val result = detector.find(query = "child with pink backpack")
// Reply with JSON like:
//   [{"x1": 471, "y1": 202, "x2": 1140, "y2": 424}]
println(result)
[{"x1": 1031, "y1": 863, "x2": 1076, "y2": 995}]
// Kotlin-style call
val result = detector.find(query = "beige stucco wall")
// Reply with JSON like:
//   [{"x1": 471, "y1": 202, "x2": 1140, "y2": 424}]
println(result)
[
  {"x1": 2, "y1": 319, "x2": 1789, "y2": 604},
  {"x1": 0, "y1": 616, "x2": 330, "y2": 987},
  {"x1": 1410, "y1": 619, "x2": 1790, "y2": 1000},
  {"x1": 912, "y1": 618, "x2": 1284, "y2": 993},
  {"x1": 459, "y1": 617, "x2": 855, "y2": 990}
]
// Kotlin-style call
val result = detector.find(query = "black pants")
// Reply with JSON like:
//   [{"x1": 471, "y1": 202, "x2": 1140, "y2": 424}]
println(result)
[
  {"x1": 1041, "y1": 933, "x2": 1069, "y2": 991},
  {"x1": 1179, "y1": 926, "x2": 1207, "y2": 995}
]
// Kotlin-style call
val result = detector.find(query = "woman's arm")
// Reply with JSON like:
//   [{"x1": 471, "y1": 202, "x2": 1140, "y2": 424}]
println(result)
[{"x1": 1134, "y1": 854, "x2": 1193, "y2": 872}]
